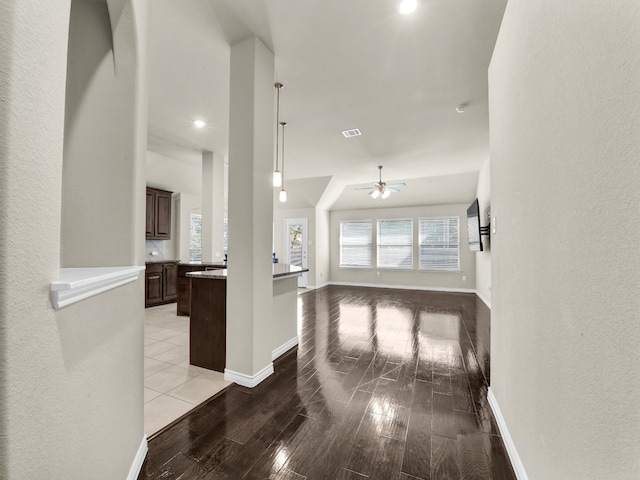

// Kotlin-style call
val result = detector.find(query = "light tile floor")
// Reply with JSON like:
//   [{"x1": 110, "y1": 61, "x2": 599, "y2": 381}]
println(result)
[{"x1": 144, "y1": 303, "x2": 231, "y2": 436}]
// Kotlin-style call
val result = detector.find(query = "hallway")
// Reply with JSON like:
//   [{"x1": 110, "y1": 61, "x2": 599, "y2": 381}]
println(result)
[{"x1": 139, "y1": 285, "x2": 515, "y2": 479}]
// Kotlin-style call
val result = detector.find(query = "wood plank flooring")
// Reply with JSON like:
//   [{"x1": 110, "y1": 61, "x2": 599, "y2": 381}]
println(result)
[{"x1": 138, "y1": 285, "x2": 516, "y2": 480}]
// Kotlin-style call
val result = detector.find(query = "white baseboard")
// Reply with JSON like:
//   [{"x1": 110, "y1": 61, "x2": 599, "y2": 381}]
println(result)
[
  {"x1": 488, "y1": 388, "x2": 528, "y2": 480},
  {"x1": 272, "y1": 336, "x2": 298, "y2": 360},
  {"x1": 328, "y1": 281, "x2": 475, "y2": 295},
  {"x1": 224, "y1": 363, "x2": 274, "y2": 388},
  {"x1": 127, "y1": 435, "x2": 148, "y2": 480},
  {"x1": 475, "y1": 290, "x2": 492, "y2": 309}
]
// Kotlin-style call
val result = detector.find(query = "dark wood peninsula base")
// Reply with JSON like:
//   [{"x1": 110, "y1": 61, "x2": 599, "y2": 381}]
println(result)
[
  {"x1": 188, "y1": 275, "x2": 226, "y2": 372},
  {"x1": 176, "y1": 262, "x2": 226, "y2": 316},
  {"x1": 186, "y1": 264, "x2": 307, "y2": 374}
]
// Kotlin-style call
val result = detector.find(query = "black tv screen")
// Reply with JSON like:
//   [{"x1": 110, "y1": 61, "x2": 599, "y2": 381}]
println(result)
[{"x1": 467, "y1": 199, "x2": 483, "y2": 252}]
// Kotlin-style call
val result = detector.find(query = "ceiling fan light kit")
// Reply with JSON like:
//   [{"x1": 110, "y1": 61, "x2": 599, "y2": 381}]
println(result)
[{"x1": 359, "y1": 165, "x2": 406, "y2": 200}]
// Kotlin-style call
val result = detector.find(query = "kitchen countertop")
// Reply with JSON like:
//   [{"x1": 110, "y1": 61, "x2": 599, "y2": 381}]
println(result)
[
  {"x1": 178, "y1": 261, "x2": 227, "y2": 267},
  {"x1": 186, "y1": 263, "x2": 308, "y2": 280},
  {"x1": 145, "y1": 259, "x2": 179, "y2": 264}
]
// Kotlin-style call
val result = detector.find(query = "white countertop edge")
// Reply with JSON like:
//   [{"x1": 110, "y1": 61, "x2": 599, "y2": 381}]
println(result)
[{"x1": 51, "y1": 266, "x2": 145, "y2": 310}]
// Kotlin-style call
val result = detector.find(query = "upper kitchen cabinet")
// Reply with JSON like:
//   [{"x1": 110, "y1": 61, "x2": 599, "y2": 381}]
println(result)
[{"x1": 146, "y1": 187, "x2": 172, "y2": 240}]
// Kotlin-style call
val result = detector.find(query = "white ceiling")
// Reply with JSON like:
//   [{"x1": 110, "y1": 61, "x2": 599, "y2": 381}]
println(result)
[{"x1": 147, "y1": 0, "x2": 507, "y2": 210}]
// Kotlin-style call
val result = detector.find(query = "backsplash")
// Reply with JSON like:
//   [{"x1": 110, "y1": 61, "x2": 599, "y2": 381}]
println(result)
[{"x1": 146, "y1": 240, "x2": 167, "y2": 261}]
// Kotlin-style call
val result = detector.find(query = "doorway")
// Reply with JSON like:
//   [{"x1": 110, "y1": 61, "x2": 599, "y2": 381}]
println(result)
[{"x1": 284, "y1": 218, "x2": 308, "y2": 288}]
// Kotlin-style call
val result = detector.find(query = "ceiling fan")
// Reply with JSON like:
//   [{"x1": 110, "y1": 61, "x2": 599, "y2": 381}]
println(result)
[{"x1": 356, "y1": 165, "x2": 406, "y2": 199}]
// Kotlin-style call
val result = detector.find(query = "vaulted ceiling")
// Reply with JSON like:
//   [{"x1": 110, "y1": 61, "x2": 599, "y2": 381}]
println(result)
[{"x1": 146, "y1": 0, "x2": 507, "y2": 210}]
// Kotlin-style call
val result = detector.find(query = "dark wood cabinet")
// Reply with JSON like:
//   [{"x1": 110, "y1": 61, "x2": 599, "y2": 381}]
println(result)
[
  {"x1": 145, "y1": 264, "x2": 163, "y2": 306},
  {"x1": 145, "y1": 261, "x2": 178, "y2": 307},
  {"x1": 189, "y1": 276, "x2": 226, "y2": 372},
  {"x1": 163, "y1": 263, "x2": 178, "y2": 301},
  {"x1": 176, "y1": 263, "x2": 226, "y2": 316},
  {"x1": 146, "y1": 187, "x2": 172, "y2": 240}
]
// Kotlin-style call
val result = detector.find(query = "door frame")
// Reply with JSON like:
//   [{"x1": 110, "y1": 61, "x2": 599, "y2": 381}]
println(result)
[{"x1": 284, "y1": 218, "x2": 308, "y2": 288}]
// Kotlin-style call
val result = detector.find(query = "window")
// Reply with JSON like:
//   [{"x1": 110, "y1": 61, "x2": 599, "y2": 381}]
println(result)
[
  {"x1": 377, "y1": 219, "x2": 413, "y2": 268},
  {"x1": 419, "y1": 217, "x2": 459, "y2": 271},
  {"x1": 223, "y1": 218, "x2": 228, "y2": 254},
  {"x1": 340, "y1": 220, "x2": 372, "y2": 268},
  {"x1": 189, "y1": 213, "x2": 202, "y2": 262}
]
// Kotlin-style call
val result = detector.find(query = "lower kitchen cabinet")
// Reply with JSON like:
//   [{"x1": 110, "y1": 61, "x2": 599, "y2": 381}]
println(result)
[
  {"x1": 176, "y1": 263, "x2": 226, "y2": 316},
  {"x1": 145, "y1": 261, "x2": 178, "y2": 308}
]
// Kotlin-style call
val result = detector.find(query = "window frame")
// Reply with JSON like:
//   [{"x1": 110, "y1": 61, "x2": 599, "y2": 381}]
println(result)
[
  {"x1": 189, "y1": 213, "x2": 203, "y2": 262},
  {"x1": 418, "y1": 216, "x2": 460, "y2": 272},
  {"x1": 339, "y1": 219, "x2": 373, "y2": 269},
  {"x1": 376, "y1": 218, "x2": 414, "y2": 270}
]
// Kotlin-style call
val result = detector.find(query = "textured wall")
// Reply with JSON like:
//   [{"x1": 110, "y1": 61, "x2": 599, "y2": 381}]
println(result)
[
  {"x1": 475, "y1": 157, "x2": 491, "y2": 305},
  {"x1": 489, "y1": 1, "x2": 640, "y2": 478},
  {"x1": 62, "y1": 0, "x2": 145, "y2": 268},
  {"x1": 0, "y1": 0, "x2": 147, "y2": 477}
]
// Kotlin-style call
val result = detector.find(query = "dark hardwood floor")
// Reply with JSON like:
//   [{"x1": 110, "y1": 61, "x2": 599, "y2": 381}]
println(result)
[{"x1": 138, "y1": 285, "x2": 515, "y2": 480}]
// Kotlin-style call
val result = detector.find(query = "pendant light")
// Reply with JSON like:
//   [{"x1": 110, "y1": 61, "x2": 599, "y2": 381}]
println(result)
[
  {"x1": 273, "y1": 83, "x2": 284, "y2": 187},
  {"x1": 279, "y1": 121, "x2": 287, "y2": 202}
]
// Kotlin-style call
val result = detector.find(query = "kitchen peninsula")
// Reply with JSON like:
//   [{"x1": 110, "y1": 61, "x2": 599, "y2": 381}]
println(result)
[
  {"x1": 176, "y1": 261, "x2": 227, "y2": 316},
  {"x1": 186, "y1": 264, "x2": 307, "y2": 372}
]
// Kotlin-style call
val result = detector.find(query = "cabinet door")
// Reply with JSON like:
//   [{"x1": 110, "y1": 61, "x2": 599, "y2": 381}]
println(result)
[
  {"x1": 145, "y1": 272, "x2": 163, "y2": 307},
  {"x1": 145, "y1": 190, "x2": 155, "y2": 238},
  {"x1": 163, "y1": 263, "x2": 178, "y2": 301},
  {"x1": 154, "y1": 190, "x2": 172, "y2": 239},
  {"x1": 176, "y1": 277, "x2": 190, "y2": 316}
]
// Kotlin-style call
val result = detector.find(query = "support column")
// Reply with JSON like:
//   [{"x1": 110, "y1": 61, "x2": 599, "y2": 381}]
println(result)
[
  {"x1": 225, "y1": 36, "x2": 275, "y2": 385},
  {"x1": 201, "y1": 151, "x2": 225, "y2": 262}
]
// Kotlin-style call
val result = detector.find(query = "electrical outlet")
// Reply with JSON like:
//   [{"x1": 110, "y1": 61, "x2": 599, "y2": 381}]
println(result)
[
  {"x1": 462, "y1": 275, "x2": 466, "y2": 282},
  {"x1": 376, "y1": 271, "x2": 381, "y2": 278}
]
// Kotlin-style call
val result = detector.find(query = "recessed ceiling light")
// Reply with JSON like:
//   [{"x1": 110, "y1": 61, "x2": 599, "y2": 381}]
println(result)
[
  {"x1": 194, "y1": 120, "x2": 206, "y2": 128},
  {"x1": 398, "y1": 0, "x2": 417, "y2": 15},
  {"x1": 342, "y1": 128, "x2": 362, "y2": 138}
]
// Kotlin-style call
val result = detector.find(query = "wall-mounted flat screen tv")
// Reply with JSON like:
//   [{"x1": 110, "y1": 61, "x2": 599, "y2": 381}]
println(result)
[{"x1": 467, "y1": 198, "x2": 483, "y2": 252}]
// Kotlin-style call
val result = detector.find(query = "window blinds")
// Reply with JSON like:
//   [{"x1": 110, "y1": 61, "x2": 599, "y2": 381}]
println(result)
[
  {"x1": 419, "y1": 217, "x2": 459, "y2": 271},
  {"x1": 377, "y1": 219, "x2": 413, "y2": 268},
  {"x1": 340, "y1": 220, "x2": 373, "y2": 267}
]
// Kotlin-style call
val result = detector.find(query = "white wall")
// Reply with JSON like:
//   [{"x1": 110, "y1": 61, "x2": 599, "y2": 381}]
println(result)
[
  {"x1": 489, "y1": 1, "x2": 640, "y2": 479},
  {"x1": 315, "y1": 208, "x2": 331, "y2": 287},
  {"x1": 330, "y1": 204, "x2": 475, "y2": 291},
  {"x1": 62, "y1": 0, "x2": 142, "y2": 267},
  {"x1": 146, "y1": 149, "x2": 202, "y2": 196},
  {"x1": 1, "y1": 0, "x2": 147, "y2": 478},
  {"x1": 475, "y1": 157, "x2": 491, "y2": 306}
]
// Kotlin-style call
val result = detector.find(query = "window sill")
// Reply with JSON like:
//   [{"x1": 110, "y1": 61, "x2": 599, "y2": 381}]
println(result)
[
  {"x1": 51, "y1": 266, "x2": 145, "y2": 310},
  {"x1": 418, "y1": 269, "x2": 462, "y2": 273}
]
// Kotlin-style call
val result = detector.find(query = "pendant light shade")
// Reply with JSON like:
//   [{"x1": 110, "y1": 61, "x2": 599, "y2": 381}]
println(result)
[
  {"x1": 273, "y1": 83, "x2": 283, "y2": 187},
  {"x1": 272, "y1": 171, "x2": 282, "y2": 188},
  {"x1": 279, "y1": 121, "x2": 287, "y2": 202}
]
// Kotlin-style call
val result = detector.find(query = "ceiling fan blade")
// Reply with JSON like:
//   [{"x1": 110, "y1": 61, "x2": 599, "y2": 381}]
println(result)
[
  {"x1": 386, "y1": 183, "x2": 406, "y2": 188},
  {"x1": 354, "y1": 186, "x2": 374, "y2": 190},
  {"x1": 387, "y1": 188, "x2": 400, "y2": 193}
]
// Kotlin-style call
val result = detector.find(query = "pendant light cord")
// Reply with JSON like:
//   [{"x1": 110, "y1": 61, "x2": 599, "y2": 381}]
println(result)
[
  {"x1": 280, "y1": 122, "x2": 286, "y2": 190},
  {"x1": 274, "y1": 83, "x2": 283, "y2": 173}
]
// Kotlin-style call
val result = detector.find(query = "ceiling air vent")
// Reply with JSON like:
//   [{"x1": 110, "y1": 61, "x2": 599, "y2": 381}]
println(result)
[{"x1": 342, "y1": 128, "x2": 362, "y2": 138}]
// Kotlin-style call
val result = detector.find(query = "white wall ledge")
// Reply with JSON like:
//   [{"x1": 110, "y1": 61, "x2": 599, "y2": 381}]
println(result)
[{"x1": 51, "y1": 266, "x2": 145, "y2": 310}]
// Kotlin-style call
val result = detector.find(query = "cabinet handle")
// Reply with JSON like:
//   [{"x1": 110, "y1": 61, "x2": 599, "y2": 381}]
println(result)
[{"x1": 148, "y1": 275, "x2": 161, "y2": 280}]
